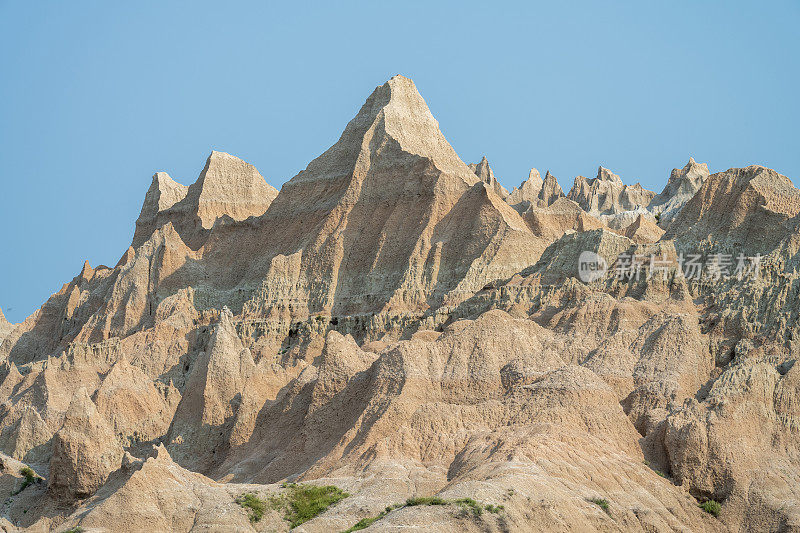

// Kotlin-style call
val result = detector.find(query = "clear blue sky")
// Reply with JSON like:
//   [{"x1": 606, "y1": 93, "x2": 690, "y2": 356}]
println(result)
[{"x1": 1, "y1": 1, "x2": 798, "y2": 323}]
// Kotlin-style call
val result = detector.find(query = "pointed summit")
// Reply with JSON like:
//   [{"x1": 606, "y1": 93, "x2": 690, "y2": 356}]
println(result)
[
  {"x1": 596, "y1": 166, "x2": 624, "y2": 184},
  {"x1": 469, "y1": 156, "x2": 509, "y2": 198},
  {"x1": 665, "y1": 165, "x2": 800, "y2": 255},
  {"x1": 310, "y1": 75, "x2": 481, "y2": 186},
  {"x1": 132, "y1": 172, "x2": 189, "y2": 248},
  {"x1": 0, "y1": 308, "x2": 12, "y2": 346},
  {"x1": 204, "y1": 75, "x2": 541, "y2": 319},
  {"x1": 131, "y1": 152, "x2": 278, "y2": 249},
  {"x1": 622, "y1": 213, "x2": 665, "y2": 243},
  {"x1": 567, "y1": 167, "x2": 654, "y2": 216},
  {"x1": 507, "y1": 167, "x2": 545, "y2": 212},
  {"x1": 49, "y1": 388, "x2": 124, "y2": 500},
  {"x1": 648, "y1": 157, "x2": 710, "y2": 227},
  {"x1": 182, "y1": 151, "x2": 278, "y2": 229},
  {"x1": 539, "y1": 171, "x2": 565, "y2": 206}
]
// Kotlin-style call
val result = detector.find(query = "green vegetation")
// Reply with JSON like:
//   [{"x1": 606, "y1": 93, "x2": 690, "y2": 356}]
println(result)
[
  {"x1": 655, "y1": 211, "x2": 662, "y2": 223},
  {"x1": 453, "y1": 497, "x2": 483, "y2": 517},
  {"x1": 236, "y1": 493, "x2": 267, "y2": 524},
  {"x1": 269, "y1": 483, "x2": 349, "y2": 528},
  {"x1": 698, "y1": 499, "x2": 721, "y2": 517},
  {"x1": 406, "y1": 496, "x2": 447, "y2": 506},
  {"x1": 485, "y1": 503, "x2": 505, "y2": 514},
  {"x1": 589, "y1": 497, "x2": 610, "y2": 514},
  {"x1": 342, "y1": 504, "x2": 403, "y2": 532},
  {"x1": 64, "y1": 528, "x2": 85, "y2": 533},
  {"x1": 13, "y1": 466, "x2": 41, "y2": 495},
  {"x1": 342, "y1": 495, "x2": 504, "y2": 531}
]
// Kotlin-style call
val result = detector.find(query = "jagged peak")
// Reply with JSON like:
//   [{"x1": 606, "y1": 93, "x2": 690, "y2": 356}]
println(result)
[
  {"x1": 469, "y1": 156, "x2": 494, "y2": 182},
  {"x1": 132, "y1": 151, "x2": 278, "y2": 246},
  {"x1": 115, "y1": 246, "x2": 136, "y2": 267},
  {"x1": 79, "y1": 260, "x2": 94, "y2": 284},
  {"x1": 596, "y1": 166, "x2": 623, "y2": 184},
  {"x1": 189, "y1": 151, "x2": 276, "y2": 202},
  {"x1": 676, "y1": 157, "x2": 709, "y2": 180},
  {"x1": 473, "y1": 182, "x2": 530, "y2": 232},
  {"x1": 293, "y1": 75, "x2": 479, "y2": 188},
  {"x1": 142, "y1": 172, "x2": 189, "y2": 215},
  {"x1": 65, "y1": 386, "x2": 98, "y2": 420}
]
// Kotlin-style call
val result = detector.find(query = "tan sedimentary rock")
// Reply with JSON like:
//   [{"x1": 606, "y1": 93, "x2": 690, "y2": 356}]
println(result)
[
  {"x1": 507, "y1": 169, "x2": 565, "y2": 212},
  {"x1": 648, "y1": 157, "x2": 709, "y2": 228},
  {"x1": 94, "y1": 354, "x2": 179, "y2": 443},
  {"x1": 567, "y1": 166, "x2": 656, "y2": 217},
  {"x1": 539, "y1": 170, "x2": 565, "y2": 206},
  {"x1": 49, "y1": 387, "x2": 124, "y2": 500},
  {"x1": 0, "y1": 308, "x2": 13, "y2": 345},
  {"x1": 469, "y1": 156, "x2": 509, "y2": 198},
  {"x1": 1, "y1": 75, "x2": 799, "y2": 532},
  {"x1": 131, "y1": 172, "x2": 189, "y2": 248},
  {"x1": 60, "y1": 445, "x2": 268, "y2": 533},
  {"x1": 203, "y1": 75, "x2": 545, "y2": 323},
  {"x1": 506, "y1": 168, "x2": 543, "y2": 209},
  {"x1": 131, "y1": 151, "x2": 278, "y2": 249},
  {"x1": 621, "y1": 213, "x2": 666, "y2": 244},
  {"x1": 167, "y1": 307, "x2": 256, "y2": 470},
  {"x1": 665, "y1": 164, "x2": 800, "y2": 255},
  {"x1": 521, "y1": 197, "x2": 605, "y2": 240}
]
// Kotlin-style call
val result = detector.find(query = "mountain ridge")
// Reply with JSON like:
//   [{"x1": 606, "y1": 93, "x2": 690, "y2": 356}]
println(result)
[{"x1": 0, "y1": 75, "x2": 799, "y2": 532}]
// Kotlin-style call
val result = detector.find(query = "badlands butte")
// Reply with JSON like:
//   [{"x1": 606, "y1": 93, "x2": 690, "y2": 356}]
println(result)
[{"x1": 1, "y1": 75, "x2": 800, "y2": 533}]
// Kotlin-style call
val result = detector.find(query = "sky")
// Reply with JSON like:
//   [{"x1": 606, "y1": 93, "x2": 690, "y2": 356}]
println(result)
[{"x1": 1, "y1": 1, "x2": 798, "y2": 323}]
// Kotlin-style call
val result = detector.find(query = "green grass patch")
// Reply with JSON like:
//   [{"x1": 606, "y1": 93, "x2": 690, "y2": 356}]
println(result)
[
  {"x1": 485, "y1": 503, "x2": 505, "y2": 514},
  {"x1": 342, "y1": 496, "x2": 504, "y2": 531},
  {"x1": 453, "y1": 497, "x2": 483, "y2": 516},
  {"x1": 698, "y1": 499, "x2": 721, "y2": 517},
  {"x1": 269, "y1": 483, "x2": 349, "y2": 528},
  {"x1": 406, "y1": 496, "x2": 447, "y2": 506},
  {"x1": 236, "y1": 493, "x2": 267, "y2": 524},
  {"x1": 64, "y1": 528, "x2": 85, "y2": 533},
  {"x1": 342, "y1": 504, "x2": 402, "y2": 532},
  {"x1": 589, "y1": 497, "x2": 610, "y2": 514}
]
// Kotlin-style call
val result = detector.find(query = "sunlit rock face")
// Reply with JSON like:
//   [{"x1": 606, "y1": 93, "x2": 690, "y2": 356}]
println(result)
[{"x1": 1, "y1": 75, "x2": 798, "y2": 532}]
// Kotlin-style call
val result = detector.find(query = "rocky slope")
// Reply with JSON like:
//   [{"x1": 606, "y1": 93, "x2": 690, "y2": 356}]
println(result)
[{"x1": 0, "y1": 75, "x2": 798, "y2": 532}]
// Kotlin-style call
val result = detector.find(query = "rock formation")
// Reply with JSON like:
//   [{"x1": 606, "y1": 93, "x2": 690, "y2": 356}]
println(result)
[
  {"x1": 567, "y1": 166, "x2": 656, "y2": 217},
  {"x1": 469, "y1": 156, "x2": 509, "y2": 198},
  {"x1": 621, "y1": 213, "x2": 666, "y2": 244},
  {"x1": 649, "y1": 157, "x2": 710, "y2": 228},
  {"x1": 521, "y1": 197, "x2": 605, "y2": 240},
  {"x1": 132, "y1": 151, "x2": 278, "y2": 249},
  {"x1": 0, "y1": 75, "x2": 798, "y2": 532},
  {"x1": 665, "y1": 165, "x2": 800, "y2": 255},
  {"x1": 507, "y1": 169, "x2": 564, "y2": 212},
  {"x1": 540, "y1": 170, "x2": 566, "y2": 205},
  {"x1": 49, "y1": 387, "x2": 124, "y2": 500},
  {"x1": 0, "y1": 308, "x2": 13, "y2": 345}
]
